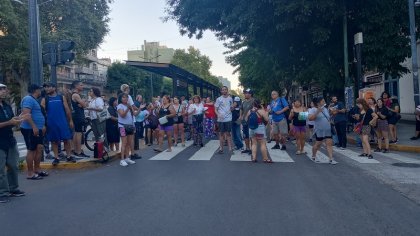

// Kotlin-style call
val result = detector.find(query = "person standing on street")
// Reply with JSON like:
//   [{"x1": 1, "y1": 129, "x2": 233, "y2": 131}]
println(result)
[
  {"x1": 117, "y1": 93, "x2": 136, "y2": 167},
  {"x1": 354, "y1": 98, "x2": 378, "y2": 159},
  {"x1": 188, "y1": 95, "x2": 205, "y2": 147},
  {"x1": 231, "y1": 96, "x2": 243, "y2": 150},
  {"x1": 172, "y1": 97, "x2": 186, "y2": 147},
  {"x1": 411, "y1": 105, "x2": 420, "y2": 140},
  {"x1": 268, "y1": 90, "x2": 289, "y2": 150},
  {"x1": 71, "y1": 81, "x2": 89, "y2": 158},
  {"x1": 374, "y1": 98, "x2": 390, "y2": 152},
  {"x1": 41, "y1": 83, "x2": 77, "y2": 166},
  {"x1": 330, "y1": 96, "x2": 347, "y2": 150},
  {"x1": 288, "y1": 99, "x2": 307, "y2": 155},
  {"x1": 0, "y1": 83, "x2": 27, "y2": 203},
  {"x1": 215, "y1": 86, "x2": 234, "y2": 154},
  {"x1": 20, "y1": 84, "x2": 48, "y2": 179},
  {"x1": 86, "y1": 87, "x2": 106, "y2": 143},
  {"x1": 155, "y1": 95, "x2": 176, "y2": 152},
  {"x1": 106, "y1": 97, "x2": 120, "y2": 151},
  {"x1": 204, "y1": 97, "x2": 216, "y2": 139},
  {"x1": 240, "y1": 88, "x2": 255, "y2": 154}
]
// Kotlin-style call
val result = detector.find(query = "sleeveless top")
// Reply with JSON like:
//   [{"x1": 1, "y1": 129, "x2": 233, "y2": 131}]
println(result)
[
  {"x1": 46, "y1": 95, "x2": 68, "y2": 127},
  {"x1": 71, "y1": 92, "x2": 85, "y2": 121},
  {"x1": 292, "y1": 111, "x2": 306, "y2": 126},
  {"x1": 159, "y1": 105, "x2": 174, "y2": 126}
]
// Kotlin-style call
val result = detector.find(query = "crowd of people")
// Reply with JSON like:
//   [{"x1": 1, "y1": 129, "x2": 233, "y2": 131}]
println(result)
[{"x1": 1, "y1": 79, "x2": 420, "y2": 203}]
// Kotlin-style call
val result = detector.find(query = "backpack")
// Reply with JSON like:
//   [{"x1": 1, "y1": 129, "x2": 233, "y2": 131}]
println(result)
[
  {"x1": 147, "y1": 110, "x2": 159, "y2": 129},
  {"x1": 248, "y1": 111, "x2": 259, "y2": 130}
]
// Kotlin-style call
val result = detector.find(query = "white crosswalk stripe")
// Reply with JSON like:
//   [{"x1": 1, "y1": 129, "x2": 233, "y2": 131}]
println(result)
[
  {"x1": 149, "y1": 141, "x2": 193, "y2": 161},
  {"x1": 230, "y1": 151, "x2": 252, "y2": 162},
  {"x1": 333, "y1": 147, "x2": 380, "y2": 164},
  {"x1": 376, "y1": 151, "x2": 420, "y2": 164},
  {"x1": 304, "y1": 143, "x2": 331, "y2": 164},
  {"x1": 266, "y1": 142, "x2": 294, "y2": 163},
  {"x1": 189, "y1": 140, "x2": 219, "y2": 161}
]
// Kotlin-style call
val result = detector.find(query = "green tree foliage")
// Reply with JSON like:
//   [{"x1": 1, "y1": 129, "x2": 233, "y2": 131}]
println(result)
[
  {"x1": 165, "y1": 0, "x2": 420, "y2": 97},
  {"x1": 171, "y1": 46, "x2": 221, "y2": 86},
  {"x1": 0, "y1": 0, "x2": 112, "y2": 98}
]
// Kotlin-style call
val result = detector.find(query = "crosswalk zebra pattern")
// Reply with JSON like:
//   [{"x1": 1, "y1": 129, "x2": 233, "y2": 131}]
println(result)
[{"x1": 17, "y1": 141, "x2": 420, "y2": 165}]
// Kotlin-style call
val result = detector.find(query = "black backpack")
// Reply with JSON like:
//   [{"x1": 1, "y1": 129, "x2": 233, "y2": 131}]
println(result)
[{"x1": 148, "y1": 110, "x2": 159, "y2": 129}]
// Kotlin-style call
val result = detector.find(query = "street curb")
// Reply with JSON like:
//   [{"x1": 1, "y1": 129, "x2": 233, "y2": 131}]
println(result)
[
  {"x1": 347, "y1": 137, "x2": 420, "y2": 153},
  {"x1": 20, "y1": 151, "x2": 121, "y2": 170}
]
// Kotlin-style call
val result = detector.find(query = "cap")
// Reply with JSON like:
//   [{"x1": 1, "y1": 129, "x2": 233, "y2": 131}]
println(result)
[
  {"x1": 243, "y1": 88, "x2": 253, "y2": 94},
  {"x1": 0, "y1": 83, "x2": 6, "y2": 88},
  {"x1": 234, "y1": 96, "x2": 241, "y2": 102},
  {"x1": 43, "y1": 82, "x2": 56, "y2": 88},
  {"x1": 27, "y1": 84, "x2": 43, "y2": 93}
]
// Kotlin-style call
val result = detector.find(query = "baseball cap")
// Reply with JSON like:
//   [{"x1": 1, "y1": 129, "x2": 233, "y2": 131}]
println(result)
[
  {"x1": 234, "y1": 96, "x2": 241, "y2": 102},
  {"x1": 243, "y1": 88, "x2": 253, "y2": 94},
  {"x1": 43, "y1": 82, "x2": 56, "y2": 88},
  {"x1": 0, "y1": 83, "x2": 6, "y2": 88},
  {"x1": 27, "y1": 84, "x2": 43, "y2": 93}
]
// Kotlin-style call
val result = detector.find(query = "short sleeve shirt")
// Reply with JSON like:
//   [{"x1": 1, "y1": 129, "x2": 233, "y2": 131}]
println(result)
[
  {"x1": 241, "y1": 98, "x2": 254, "y2": 121},
  {"x1": 89, "y1": 97, "x2": 105, "y2": 120},
  {"x1": 117, "y1": 104, "x2": 134, "y2": 127},
  {"x1": 188, "y1": 103, "x2": 205, "y2": 115},
  {"x1": 309, "y1": 107, "x2": 332, "y2": 137},
  {"x1": 215, "y1": 96, "x2": 233, "y2": 122},
  {"x1": 271, "y1": 97, "x2": 288, "y2": 122},
  {"x1": 20, "y1": 95, "x2": 45, "y2": 129},
  {"x1": 332, "y1": 101, "x2": 347, "y2": 123}
]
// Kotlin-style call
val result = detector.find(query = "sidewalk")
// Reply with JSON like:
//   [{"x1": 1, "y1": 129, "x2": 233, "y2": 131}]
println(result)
[{"x1": 347, "y1": 121, "x2": 420, "y2": 153}]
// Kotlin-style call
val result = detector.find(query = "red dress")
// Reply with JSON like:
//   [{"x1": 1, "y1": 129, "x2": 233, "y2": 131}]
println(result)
[{"x1": 204, "y1": 103, "x2": 216, "y2": 119}]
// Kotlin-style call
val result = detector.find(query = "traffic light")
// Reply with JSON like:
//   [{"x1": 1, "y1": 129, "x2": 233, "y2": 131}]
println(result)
[
  {"x1": 57, "y1": 40, "x2": 75, "y2": 64},
  {"x1": 42, "y1": 42, "x2": 57, "y2": 66}
]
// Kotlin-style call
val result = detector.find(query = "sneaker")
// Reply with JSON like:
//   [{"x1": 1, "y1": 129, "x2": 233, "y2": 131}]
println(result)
[
  {"x1": 52, "y1": 158, "x2": 60, "y2": 166},
  {"x1": 9, "y1": 190, "x2": 25, "y2": 197},
  {"x1": 0, "y1": 196, "x2": 10, "y2": 203},
  {"x1": 131, "y1": 154, "x2": 142, "y2": 160},
  {"x1": 311, "y1": 157, "x2": 319, "y2": 163},
  {"x1": 382, "y1": 149, "x2": 389, "y2": 153},
  {"x1": 120, "y1": 160, "x2": 128, "y2": 167},
  {"x1": 296, "y1": 151, "x2": 301, "y2": 155},
  {"x1": 125, "y1": 158, "x2": 136, "y2": 164},
  {"x1": 389, "y1": 140, "x2": 396, "y2": 144},
  {"x1": 45, "y1": 153, "x2": 54, "y2": 159},
  {"x1": 58, "y1": 152, "x2": 67, "y2": 160},
  {"x1": 241, "y1": 149, "x2": 251, "y2": 154},
  {"x1": 267, "y1": 140, "x2": 272, "y2": 143},
  {"x1": 329, "y1": 159, "x2": 338, "y2": 165},
  {"x1": 66, "y1": 156, "x2": 77, "y2": 163},
  {"x1": 367, "y1": 154, "x2": 373, "y2": 159},
  {"x1": 79, "y1": 151, "x2": 90, "y2": 158},
  {"x1": 374, "y1": 148, "x2": 381, "y2": 152},
  {"x1": 339, "y1": 147, "x2": 346, "y2": 150},
  {"x1": 410, "y1": 136, "x2": 419, "y2": 140},
  {"x1": 281, "y1": 145, "x2": 286, "y2": 150},
  {"x1": 271, "y1": 144, "x2": 280, "y2": 150}
]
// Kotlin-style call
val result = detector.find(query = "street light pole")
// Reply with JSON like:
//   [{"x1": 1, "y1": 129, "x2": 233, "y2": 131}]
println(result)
[
  {"x1": 28, "y1": 0, "x2": 43, "y2": 86},
  {"x1": 409, "y1": 0, "x2": 420, "y2": 107}
]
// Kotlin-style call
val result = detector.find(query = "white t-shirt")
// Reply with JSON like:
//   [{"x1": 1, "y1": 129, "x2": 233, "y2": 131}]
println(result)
[
  {"x1": 215, "y1": 96, "x2": 233, "y2": 122},
  {"x1": 117, "y1": 104, "x2": 134, "y2": 127},
  {"x1": 188, "y1": 103, "x2": 205, "y2": 115},
  {"x1": 89, "y1": 97, "x2": 105, "y2": 120},
  {"x1": 128, "y1": 95, "x2": 134, "y2": 106}
]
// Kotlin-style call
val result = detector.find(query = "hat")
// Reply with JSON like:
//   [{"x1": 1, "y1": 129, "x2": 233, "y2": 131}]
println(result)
[
  {"x1": 27, "y1": 84, "x2": 43, "y2": 93},
  {"x1": 243, "y1": 88, "x2": 253, "y2": 94},
  {"x1": 0, "y1": 83, "x2": 6, "y2": 88},
  {"x1": 234, "y1": 96, "x2": 241, "y2": 102},
  {"x1": 43, "y1": 82, "x2": 56, "y2": 88}
]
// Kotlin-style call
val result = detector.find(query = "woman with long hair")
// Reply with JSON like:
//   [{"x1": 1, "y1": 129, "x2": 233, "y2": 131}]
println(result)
[
  {"x1": 354, "y1": 98, "x2": 378, "y2": 159},
  {"x1": 308, "y1": 97, "x2": 337, "y2": 164},
  {"x1": 117, "y1": 93, "x2": 136, "y2": 167},
  {"x1": 374, "y1": 98, "x2": 390, "y2": 153},
  {"x1": 188, "y1": 95, "x2": 205, "y2": 147},
  {"x1": 289, "y1": 99, "x2": 307, "y2": 155},
  {"x1": 172, "y1": 97, "x2": 186, "y2": 147},
  {"x1": 87, "y1": 87, "x2": 106, "y2": 142},
  {"x1": 204, "y1": 97, "x2": 216, "y2": 139},
  {"x1": 155, "y1": 95, "x2": 176, "y2": 152},
  {"x1": 245, "y1": 99, "x2": 271, "y2": 163},
  {"x1": 388, "y1": 96, "x2": 400, "y2": 143},
  {"x1": 106, "y1": 97, "x2": 120, "y2": 151}
]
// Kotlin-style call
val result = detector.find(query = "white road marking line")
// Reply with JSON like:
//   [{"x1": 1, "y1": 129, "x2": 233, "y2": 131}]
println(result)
[
  {"x1": 149, "y1": 141, "x2": 193, "y2": 161},
  {"x1": 377, "y1": 152, "x2": 420, "y2": 164},
  {"x1": 189, "y1": 140, "x2": 219, "y2": 161},
  {"x1": 333, "y1": 147, "x2": 380, "y2": 164},
  {"x1": 266, "y1": 142, "x2": 294, "y2": 163},
  {"x1": 304, "y1": 144, "x2": 330, "y2": 164},
  {"x1": 230, "y1": 151, "x2": 252, "y2": 162}
]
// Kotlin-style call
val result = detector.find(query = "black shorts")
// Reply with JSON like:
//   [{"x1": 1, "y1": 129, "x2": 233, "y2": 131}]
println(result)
[
  {"x1": 174, "y1": 116, "x2": 184, "y2": 124},
  {"x1": 73, "y1": 119, "x2": 85, "y2": 133},
  {"x1": 21, "y1": 128, "x2": 44, "y2": 151},
  {"x1": 315, "y1": 134, "x2": 332, "y2": 142},
  {"x1": 218, "y1": 121, "x2": 232, "y2": 133},
  {"x1": 308, "y1": 124, "x2": 314, "y2": 129}
]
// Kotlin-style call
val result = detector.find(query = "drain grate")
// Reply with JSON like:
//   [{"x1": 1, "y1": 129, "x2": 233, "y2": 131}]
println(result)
[{"x1": 392, "y1": 163, "x2": 420, "y2": 168}]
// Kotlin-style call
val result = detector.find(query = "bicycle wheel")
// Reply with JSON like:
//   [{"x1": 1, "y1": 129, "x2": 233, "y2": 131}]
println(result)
[{"x1": 84, "y1": 129, "x2": 95, "y2": 151}]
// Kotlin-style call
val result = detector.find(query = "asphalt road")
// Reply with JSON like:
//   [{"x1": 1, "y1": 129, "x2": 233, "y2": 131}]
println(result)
[{"x1": 2, "y1": 139, "x2": 420, "y2": 236}]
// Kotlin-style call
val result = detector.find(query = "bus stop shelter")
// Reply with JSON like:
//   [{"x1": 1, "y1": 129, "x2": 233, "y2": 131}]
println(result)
[{"x1": 126, "y1": 61, "x2": 220, "y2": 99}]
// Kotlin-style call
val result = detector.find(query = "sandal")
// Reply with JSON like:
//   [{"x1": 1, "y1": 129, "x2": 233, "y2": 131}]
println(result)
[
  {"x1": 218, "y1": 148, "x2": 224, "y2": 154},
  {"x1": 263, "y1": 159, "x2": 273, "y2": 163},
  {"x1": 154, "y1": 148, "x2": 163, "y2": 152},
  {"x1": 251, "y1": 158, "x2": 257, "y2": 163},
  {"x1": 27, "y1": 174, "x2": 43, "y2": 180},
  {"x1": 36, "y1": 171, "x2": 49, "y2": 177},
  {"x1": 358, "y1": 153, "x2": 367, "y2": 157}
]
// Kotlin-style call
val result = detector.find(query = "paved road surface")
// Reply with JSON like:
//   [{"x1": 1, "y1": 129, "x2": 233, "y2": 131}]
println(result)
[{"x1": 3, "y1": 139, "x2": 420, "y2": 236}]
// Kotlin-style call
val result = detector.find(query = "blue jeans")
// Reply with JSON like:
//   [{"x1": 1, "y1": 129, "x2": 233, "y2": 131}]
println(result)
[{"x1": 232, "y1": 122, "x2": 243, "y2": 149}]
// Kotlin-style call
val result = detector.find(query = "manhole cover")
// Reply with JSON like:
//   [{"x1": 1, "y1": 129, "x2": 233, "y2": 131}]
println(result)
[{"x1": 392, "y1": 163, "x2": 420, "y2": 168}]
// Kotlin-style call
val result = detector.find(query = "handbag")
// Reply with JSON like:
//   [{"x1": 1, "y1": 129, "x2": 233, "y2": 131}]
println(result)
[
  {"x1": 158, "y1": 116, "x2": 168, "y2": 125},
  {"x1": 353, "y1": 114, "x2": 366, "y2": 135},
  {"x1": 97, "y1": 109, "x2": 108, "y2": 123}
]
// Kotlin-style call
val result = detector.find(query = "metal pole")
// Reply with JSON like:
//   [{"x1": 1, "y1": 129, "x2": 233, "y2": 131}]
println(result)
[
  {"x1": 409, "y1": 0, "x2": 420, "y2": 107},
  {"x1": 28, "y1": 0, "x2": 43, "y2": 85},
  {"x1": 343, "y1": 10, "x2": 349, "y2": 86},
  {"x1": 354, "y1": 33, "x2": 363, "y2": 96}
]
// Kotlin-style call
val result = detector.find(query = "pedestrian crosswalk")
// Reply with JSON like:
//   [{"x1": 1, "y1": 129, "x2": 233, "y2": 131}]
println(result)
[{"x1": 16, "y1": 141, "x2": 420, "y2": 165}]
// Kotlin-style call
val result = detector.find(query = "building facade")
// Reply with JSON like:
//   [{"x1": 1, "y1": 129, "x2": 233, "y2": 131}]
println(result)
[{"x1": 127, "y1": 41, "x2": 175, "y2": 63}]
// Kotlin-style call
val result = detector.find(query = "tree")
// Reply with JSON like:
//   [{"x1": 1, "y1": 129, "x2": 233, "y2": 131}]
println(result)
[
  {"x1": 171, "y1": 46, "x2": 222, "y2": 86},
  {"x1": 0, "y1": 0, "x2": 113, "y2": 100},
  {"x1": 165, "y1": 0, "x2": 420, "y2": 98}
]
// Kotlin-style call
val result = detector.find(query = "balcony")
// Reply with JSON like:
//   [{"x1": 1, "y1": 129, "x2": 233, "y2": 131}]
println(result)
[{"x1": 75, "y1": 67, "x2": 95, "y2": 75}]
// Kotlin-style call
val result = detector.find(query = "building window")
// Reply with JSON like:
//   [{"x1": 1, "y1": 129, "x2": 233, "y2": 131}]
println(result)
[{"x1": 385, "y1": 74, "x2": 399, "y2": 98}]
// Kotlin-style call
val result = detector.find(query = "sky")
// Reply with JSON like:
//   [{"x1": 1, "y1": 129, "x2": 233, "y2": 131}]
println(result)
[{"x1": 97, "y1": 0, "x2": 239, "y2": 89}]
